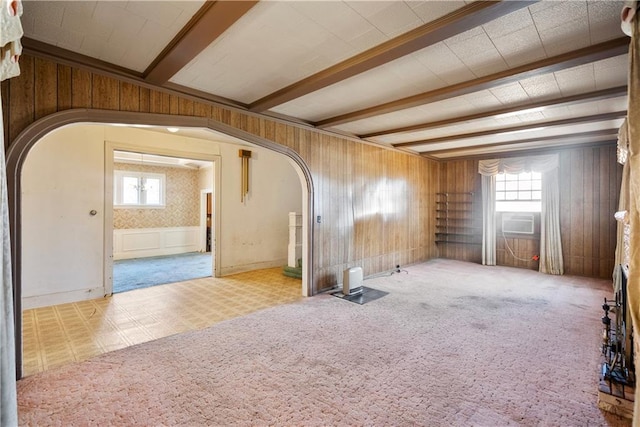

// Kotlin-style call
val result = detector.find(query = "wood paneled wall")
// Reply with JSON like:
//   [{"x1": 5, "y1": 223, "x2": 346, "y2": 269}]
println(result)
[
  {"x1": 437, "y1": 160, "x2": 482, "y2": 263},
  {"x1": 2, "y1": 54, "x2": 620, "y2": 288},
  {"x1": 496, "y1": 235, "x2": 540, "y2": 271},
  {"x1": 438, "y1": 145, "x2": 622, "y2": 279},
  {"x1": 2, "y1": 55, "x2": 439, "y2": 293},
  {"x1": 559, "y1": 145, "x2": 622, "y2": 278}
]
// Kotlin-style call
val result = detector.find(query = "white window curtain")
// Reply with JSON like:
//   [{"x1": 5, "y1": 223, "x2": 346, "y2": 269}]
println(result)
[
  {"x1": 478, "y1": 154, "x2": 563, "y2": 275},
  {"x1": 0, "y1": 100, "x2": 15, "y2": 427},
  {"x1": 539, "y1": 168, "x2": 563, "y2": 275},
  {"x1": 621, "y1": 6, "x2": 640, "y2": 425},
  {"x1": 481, "y1": 175, "x2": 496, "y2": 265},
  {"x1": 613, "y1": 119, "x2": 630, "y2": 294},
  {"x1": 1, "y1": 1, "x2": 23, "y2": 424}
]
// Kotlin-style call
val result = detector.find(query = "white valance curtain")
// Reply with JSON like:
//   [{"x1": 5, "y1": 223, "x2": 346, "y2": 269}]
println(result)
[
  {"x1": 478, "y1": 154, "x2": 563, "y2": 275},
  {"x1": 1, "y1": 1, "x2": 22, "y2": 425},
  {"x1": 478, "y1": 155, "x2": 559, "y2": 176}
]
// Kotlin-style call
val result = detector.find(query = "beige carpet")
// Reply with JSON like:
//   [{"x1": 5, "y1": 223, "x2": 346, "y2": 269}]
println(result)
[{"x1": 17, "y1": 259, "x2": 629, "y2": 426}]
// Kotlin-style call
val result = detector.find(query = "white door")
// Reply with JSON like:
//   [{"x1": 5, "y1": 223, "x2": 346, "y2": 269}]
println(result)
[{"x1": 21, "y1": 126, "x2": 106, "y2": 309}]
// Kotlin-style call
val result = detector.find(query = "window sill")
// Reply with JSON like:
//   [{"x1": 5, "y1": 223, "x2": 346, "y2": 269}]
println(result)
[
  {"x1": 114, "y1": 205, "x2": 166, "y2": 210},
  {"x1": 498, "y1": 232, "x2": 540, "y2": 241}
]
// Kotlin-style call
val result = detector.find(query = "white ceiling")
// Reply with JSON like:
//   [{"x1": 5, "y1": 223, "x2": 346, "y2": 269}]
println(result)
[
  {"x1": 22, "y1": 1, "x2": 205, "y2": 71},
  {"x1": 21, "y1": 0, "x2": 629, "y2": 159},
  {"x1": 169, "y1": 0, "x2": 469, "y2": 103},
  {"x1": 113, "y1": 150, "x2": 212, "y2": 169}
]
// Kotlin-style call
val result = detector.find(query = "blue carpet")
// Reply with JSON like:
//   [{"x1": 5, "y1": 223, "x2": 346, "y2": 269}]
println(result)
[{"x1": 113, "y1": 252, "x2": 212, "y2": 293}]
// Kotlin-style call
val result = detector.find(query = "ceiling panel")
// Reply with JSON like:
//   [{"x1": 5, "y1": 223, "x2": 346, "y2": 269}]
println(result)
[
  {"x1": 270, "y1": 53, "x2": 451, "y2": 121},
  {"x1": 329, "y1": 51, "x2": 627, "y2": 137},
  {"x1": 432, "y1": 134, "x2": 618, "y2": 159},
  {"x1": 22, "y1": 1, "x2": 205, "y2": 72},
  {"x1": 332, "y1": 95, "x2": 484, "y2": 136},
  {"x1": 170, "y1": 0, "x2": 453, "y2": 104},
  {"x1": 271, "y1": 1, "x2": 624, "y2": 123},
  {"x1": 19, "y1": 0, "x2": 629, "y2": 160},
  {"x1": 407, "y1": 1, "x2": 468, "y2": 25},
  {"x1": 555, "y1": 64, "x2": 597, "y2": 95},
  {"x1": 488, "y1": 83, "x2": 531, "y2": 105},
  {"x1": 344, "y1": 1, "x2": 424, "y2": 38},
  {"x1": 531, "y1": 0, "x2": 590, "y2": 58},
  {"x1": 443, "y1": 27, "x2": 509, "y2": 77},
  {"x1": 588, "y1": 0, "x2": 628, "y2": 43},
  {"x1": 411, "y1": 41, "x2": 477, "y2": 85},
  {"x1": 364, "y1": 95, "x2": 626, "y2": 145},
  {"x1": 533, "y1": 1, "x2": 625, "y2": 57},
  {"x1": 404, "y1": 118, "x2": 624, "y2": 153},
  {"x1": 481, "y1": 7, "x2": 546, "y2": 68},
  {"x1": 518, "y1": 73, "x2": 562, "y2": 100},
  {"x1": 489, "y1": 25, "x2": 547, "y2": 68},
  {"x1": 330, "y1": 92, "x2": 521, "y2": 137},
  {"x1": 594, "y1": 54, "x2": 629, "y2": 89}
]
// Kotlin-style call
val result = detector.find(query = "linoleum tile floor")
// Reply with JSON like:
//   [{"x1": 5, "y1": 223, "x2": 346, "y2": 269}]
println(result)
[{"x1": 22, "y1": 268, "x2": 302, "y2": 377}]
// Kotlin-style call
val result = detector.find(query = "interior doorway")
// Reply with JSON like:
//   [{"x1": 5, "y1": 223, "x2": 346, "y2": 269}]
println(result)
[
  {"x1": 106, "y1": 147, "x2": 220, "y2": 296},
  {"x1": 204, "y1": 191, "x2": 213, "y2": 252}
]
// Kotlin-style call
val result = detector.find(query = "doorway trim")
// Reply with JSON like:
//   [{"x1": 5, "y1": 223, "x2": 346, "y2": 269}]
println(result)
[
  {"x1": 105, "y1": 143, "x2": 221, "y2": 295},
  {"x1": 199, "y1": 188, "x2": 213, "y2": 253},
  {"x1": 7, "y1": 109, "x2": 315, "y2": 379}
]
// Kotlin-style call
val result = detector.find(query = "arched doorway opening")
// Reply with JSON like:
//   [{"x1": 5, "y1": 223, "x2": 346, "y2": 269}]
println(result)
[{"x1": 7, "y1": 110, "x2": 315, "y2": 379}]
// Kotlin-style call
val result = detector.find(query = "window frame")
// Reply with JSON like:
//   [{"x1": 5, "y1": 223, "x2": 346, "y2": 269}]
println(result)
[
  {"x1": 114, "y1": 170, "x2": 166, "y2": 209},
  {"x1": 495, "y1": 171, "x2": 542, "y2": 213}
]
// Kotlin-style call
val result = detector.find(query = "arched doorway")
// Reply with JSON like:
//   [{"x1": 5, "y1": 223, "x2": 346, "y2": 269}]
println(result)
[{"x1": 7, "y1": 109, "x2": 315, "y2": 379}]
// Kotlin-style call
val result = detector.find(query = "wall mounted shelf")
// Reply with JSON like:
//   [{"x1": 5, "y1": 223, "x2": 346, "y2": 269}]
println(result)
[{"x1": 435, "y1": 192, "x2": 481, "y2": 245}]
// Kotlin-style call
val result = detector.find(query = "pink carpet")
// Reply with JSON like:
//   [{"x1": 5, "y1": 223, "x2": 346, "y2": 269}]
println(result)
[{"x1": 18, "y1": 259, "x2": 629, "y2": 426}]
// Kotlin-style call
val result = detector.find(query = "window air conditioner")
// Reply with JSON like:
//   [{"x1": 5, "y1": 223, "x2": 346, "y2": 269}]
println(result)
[{"x1": 501, "y1": 213, "x2": 534, "y2": 234}]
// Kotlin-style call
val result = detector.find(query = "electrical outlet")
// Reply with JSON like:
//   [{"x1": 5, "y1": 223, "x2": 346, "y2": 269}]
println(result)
[{"x1": 316, "y1": 215, "x2": 321, "y2": 223}]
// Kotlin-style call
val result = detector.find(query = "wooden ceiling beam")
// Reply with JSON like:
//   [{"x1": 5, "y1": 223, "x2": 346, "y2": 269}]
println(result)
[
  {"x1": 421, "y1": 128, "x2": 619, "y2": 156},
  {"x1": 360, "y1": 86, "x2": 628, "y2": 139},
  {"x1": 432, "y1": 140, "x2": 617, "y2": 160},
  {"x1": 393, "y1": 110, "x2": 626, "y2": 148},
  {"x1": 317, "y1": 37, "x2": 630, "y2": 128},
  {"x1": 144, "y1": 1, "x2": 259, "y2": 85},
  {"x1": 248, "y1": 0, "x2": 536, "y2": 113}
]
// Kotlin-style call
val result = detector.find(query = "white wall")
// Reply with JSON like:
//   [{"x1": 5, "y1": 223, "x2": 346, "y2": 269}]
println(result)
[
  {"x1": 198, "y1": 165, "x2": 213, "y2": 191},
  {"x1": 21, "y1": 125, "x2": 302, "y2": 308},
  {"x1": 216, "y1": 143, "x2": 302, "y2": 275},
  {"x1": 22, "y1": 125, "x2": 106, "y2": 308}
]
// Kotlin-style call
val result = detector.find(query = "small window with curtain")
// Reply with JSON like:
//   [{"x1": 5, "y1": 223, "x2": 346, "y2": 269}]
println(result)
[
  {"x1": 114, "y1": 170, "x2": 166, "y2": 208},
  {"x1": 495, "y1": 171, "x2": 541, "y2": 213}
]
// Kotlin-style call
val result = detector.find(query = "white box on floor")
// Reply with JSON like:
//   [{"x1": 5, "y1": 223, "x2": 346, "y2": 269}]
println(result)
[{"x1": 343, "y1": 267, "x2": 363, "y2": 296}]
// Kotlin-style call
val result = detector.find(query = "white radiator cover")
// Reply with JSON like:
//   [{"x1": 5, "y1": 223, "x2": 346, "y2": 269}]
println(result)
[{"x1": 343, "y1": 267, "x2": 364, "y2": 296}]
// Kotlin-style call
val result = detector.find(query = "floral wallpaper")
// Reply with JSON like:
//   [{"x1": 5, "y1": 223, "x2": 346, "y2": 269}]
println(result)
[{"x1": 114, "y1": 163, "x2": 200, "y2": 229}]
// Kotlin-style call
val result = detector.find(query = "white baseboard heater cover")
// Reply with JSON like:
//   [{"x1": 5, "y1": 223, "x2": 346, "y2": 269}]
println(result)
[{"x1": 343, "y1": 267, "x2": 364, "y2": 296}]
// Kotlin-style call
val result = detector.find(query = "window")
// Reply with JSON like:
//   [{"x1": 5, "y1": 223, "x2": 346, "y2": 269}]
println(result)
[
  {"x1": 114, "y1": 170, "x2": 165, "y2": 208},
  {"x1": 495, "y1": 171, "x2": 541, "y2": 212}
]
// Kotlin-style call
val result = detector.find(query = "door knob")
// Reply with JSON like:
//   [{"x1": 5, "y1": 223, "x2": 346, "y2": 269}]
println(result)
[{"x1": 89, "y1": 210, "x2": 97, "y2": 216}]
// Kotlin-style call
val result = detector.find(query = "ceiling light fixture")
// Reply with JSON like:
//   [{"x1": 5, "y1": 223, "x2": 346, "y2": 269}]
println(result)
[{"x1": 167, "y1": 127, "x2": 179, "y2": 133}]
